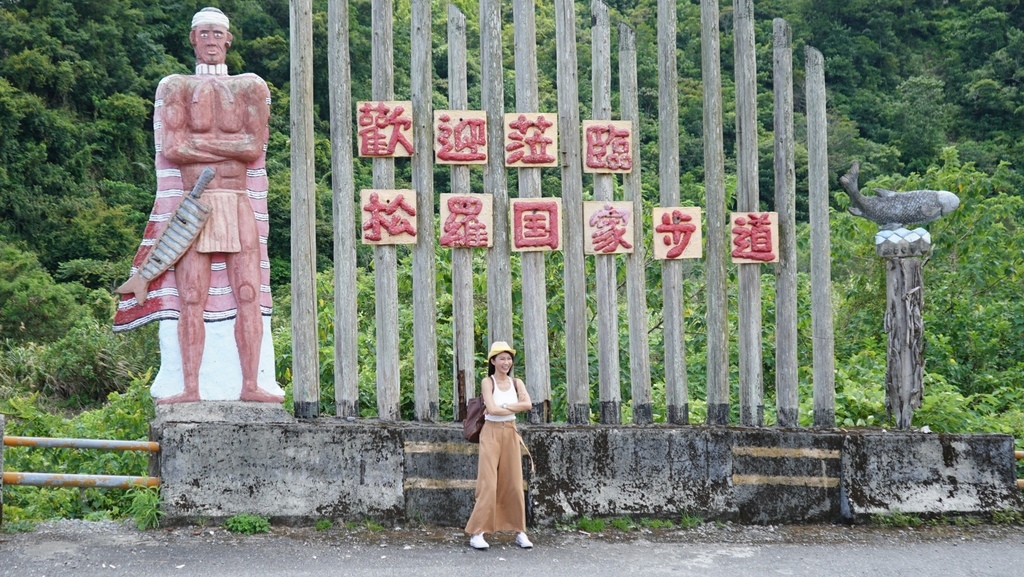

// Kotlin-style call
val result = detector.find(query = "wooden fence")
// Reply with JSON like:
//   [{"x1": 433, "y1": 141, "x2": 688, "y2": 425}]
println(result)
[{"x1": 287, "y1": 0, "x2": 836, "y2": 426}]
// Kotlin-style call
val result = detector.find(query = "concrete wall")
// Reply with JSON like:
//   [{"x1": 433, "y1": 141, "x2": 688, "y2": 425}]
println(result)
[{"x1": 151, "y1": 406, "x2": 1022, "y2": 526}]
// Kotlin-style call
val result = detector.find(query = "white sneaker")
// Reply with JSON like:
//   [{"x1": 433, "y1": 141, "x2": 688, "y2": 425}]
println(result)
[
  {"x1": 469, "y1": 533, "x2": 489, "y2": 550},
  {"x1": 515, "y1": 532, "x2": 533, "y2": 549}
]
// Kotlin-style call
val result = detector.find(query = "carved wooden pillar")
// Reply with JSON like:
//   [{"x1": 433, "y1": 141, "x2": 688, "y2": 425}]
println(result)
[{"x1": 876, "y1": 229, "x2": 929, "y2": 429}]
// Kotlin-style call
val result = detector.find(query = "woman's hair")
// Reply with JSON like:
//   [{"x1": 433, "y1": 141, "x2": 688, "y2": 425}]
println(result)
[{"x1": 487, "y1": 352, "x2": 515, "y2": 377}]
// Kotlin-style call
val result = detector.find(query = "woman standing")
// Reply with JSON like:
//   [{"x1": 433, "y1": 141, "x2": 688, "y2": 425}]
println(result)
[{"x1": 465, "y1": 341, "x2": 533, "y2": 550}]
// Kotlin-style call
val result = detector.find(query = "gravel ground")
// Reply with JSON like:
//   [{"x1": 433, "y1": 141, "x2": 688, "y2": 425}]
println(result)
[
  {"x1": 3, "y1": 518, "x2": 1024, "y2": 577},
  {"x1": 7, "y1": 516, "x2": 1024, "y2": 546}
]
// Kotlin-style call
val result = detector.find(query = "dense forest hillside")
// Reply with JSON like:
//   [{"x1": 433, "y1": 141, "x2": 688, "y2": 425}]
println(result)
[{"x1": 1, "y1": 0, "x2": 1022, "y2": 434}]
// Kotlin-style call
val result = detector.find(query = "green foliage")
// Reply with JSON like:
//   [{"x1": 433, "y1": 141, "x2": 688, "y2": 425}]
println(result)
[
  {"x1": 0, "y1": 373, "x2": 155, "y2": 523},
  {"x1": 610, "y1": 516, "x2": 636, "y2": 531},
  {"x1": 224, "y1": 513, "x2": 271, "y2": 535},
  {"x1": 678, "y1": 513, "x2": 703, "y2": 529},
  {"x1": 315, "y1": 518, "x2": 333, "y2": 531},
  {"x1": 128, "y1": 487, "x2": 164, "y2": 530},
  {"x1": 575, "y1": 516, "x2": 606, "y2": 533},
  {"x1": 870, "y1": 510, "x2": 923, "y2": 528},
  {"x1": 991, "y1": 509, "x2": 1024, "y2": 526},
  {"x1": 638, "y1": 517, "x2": 674, "y2": 530}
]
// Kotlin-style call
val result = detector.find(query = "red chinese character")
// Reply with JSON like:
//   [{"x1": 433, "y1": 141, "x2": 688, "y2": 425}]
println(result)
[
  {"x1": 512, "y1": 200, "x2": 560, "y2": 250},
  {"x1": 362, "y1": 191, "x2": 417, "y2": 242},
  {"x1": 506, "y1": 114, "x2": 556, "y2": 165},
  {"x1": 358, "y1": 101, "x2": 414, "y2": 157},
  {"x1": 731, "y1": 212, "x2": 776, "y2": 262},
  {"x1": 585, "y1": 123, "x2": 632, "y2": 171},
  {"x1": 589, "y1": 203, "x2": 632, "y2": 253},
  {"x1": 656, "y1": 209, "x2": 697, "y2": 259},
  {"x1": 436, "y1": 113, "x2": 487, "y2": 162},
  {"x1": 441, "y1": 195, "x2": 489, "y2": 248}
]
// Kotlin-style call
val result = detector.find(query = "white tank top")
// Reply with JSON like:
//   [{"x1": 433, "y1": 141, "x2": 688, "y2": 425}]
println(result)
[{"x1": 485, "y1": 376, "x2": 518, "y2": 422}]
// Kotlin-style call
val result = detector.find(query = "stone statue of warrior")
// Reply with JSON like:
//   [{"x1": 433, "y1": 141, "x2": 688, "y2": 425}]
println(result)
[{"x1": 114, "y1": 7, "x2": 284, "y2": 405}]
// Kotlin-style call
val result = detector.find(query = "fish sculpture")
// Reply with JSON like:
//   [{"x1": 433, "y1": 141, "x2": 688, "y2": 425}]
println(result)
[{"x1": 839, "y1": 161, "x2": 960, "y2": 230}]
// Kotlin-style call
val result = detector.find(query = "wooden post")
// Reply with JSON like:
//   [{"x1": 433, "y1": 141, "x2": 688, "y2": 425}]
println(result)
[
  {"x1": 290, "y1": 0, "x2": 319, "y2": 419},
  {"x1": 554, "y1": 0, "x2": 590, "y2": 424},
  {"x1": 591, "y1": 0, "x2": 620, "y2": 425},
  {"x1": 372, "y1": 0, "x2": 400, "y2": 420},
  {"x1": 447, "y1": 6, "x2": 475, "y2": 422},
  {"x1": 659, "y1": 0, "x2": 687, "y2": 424},
  {"x1": 883, "y1": 251, "x2": 925, "y2": 429},
  {"x1": 839, "y1": 163, "x2": 923, "y2": 429},
  {"x1": 620, "y1": 24, "x2": 653, "y2": 425},
  {"x1": 481, "y1": 0, "x2": 513, "y2": 345},
  {"x1": 700, "y1": 0, "x2": 729, "y2": 425},
  {"x1": 806, "y1": 46, "x2": 835, "y2": 427},
  {"x1": 328, "y1": 0, "x2": 359, "y2": 418},
  {"x1": 773, "y1": 18, "x2": 798, "y2": 427},
  {"x1": 734, "y1": 0, "x2": 764, "y2": 426},
  {"x1": 411, "y1": 0, "x2": 439, "y2": 421},
  {"x1": 513, "y1": 0, "x2": 553, "y2": 423}
]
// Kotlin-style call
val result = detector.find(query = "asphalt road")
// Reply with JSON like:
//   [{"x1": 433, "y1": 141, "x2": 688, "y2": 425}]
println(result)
[{"x1": 2, "y1": 520, "x2": 1023, "y2": 577}]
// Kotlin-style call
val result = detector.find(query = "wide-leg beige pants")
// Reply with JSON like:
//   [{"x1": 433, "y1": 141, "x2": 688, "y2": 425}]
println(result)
[{"x1": 464, "y1": 420, "x2": 525, "y2": 535}]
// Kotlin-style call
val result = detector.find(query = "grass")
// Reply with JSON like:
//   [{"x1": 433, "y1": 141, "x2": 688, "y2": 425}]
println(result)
[{"x1": 224, "y1": 513, "x2": 271, "y2": 534}]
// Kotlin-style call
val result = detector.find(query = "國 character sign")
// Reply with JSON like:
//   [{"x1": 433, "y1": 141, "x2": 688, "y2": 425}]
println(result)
[{"x1": 510, "y1": 198, "x2": 562, "y2": 251}]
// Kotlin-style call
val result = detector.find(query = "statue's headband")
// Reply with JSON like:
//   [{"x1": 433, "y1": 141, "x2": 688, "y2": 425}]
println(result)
[{"x1": 191, "y1": 7, "x2": 230, "y2": 30}]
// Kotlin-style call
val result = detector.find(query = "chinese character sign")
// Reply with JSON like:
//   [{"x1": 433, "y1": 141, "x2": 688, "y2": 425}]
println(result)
[
  {"x1": 582, "y1": 120, "x2": 634, "y2": 174},
  {"x1": 653, "y1": 207, "x2": 702, "y2": 260},
  {"x1": 434, "y1": 110, "x2": 488, "y2": 165},
  {"x1": 440, "y1": 193, "x2": 493, "y2": 248},
  {"x1": 504, "y1": 113, "x2": 558, "y2": 168},
  {"x1": 357, "y1": 101, "x2": 414, "y2": 158},
  {"x1": 730, "y1": 212, "x2": 779, "y2": 263},
  {"x1": 361, "y1": 189, "x2": 418, "y2": 245},
  {"x1": 584, "y1": 201, "x2": 634, "y2": 255},
  {"x1": 510, "y1": 198, "x2": 562, "y2": 252}
]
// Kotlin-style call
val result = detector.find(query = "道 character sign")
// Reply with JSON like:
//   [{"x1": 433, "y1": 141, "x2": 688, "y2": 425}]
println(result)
[{"x1": 730, "y1": 212, "x2": 779, "y2": 263}]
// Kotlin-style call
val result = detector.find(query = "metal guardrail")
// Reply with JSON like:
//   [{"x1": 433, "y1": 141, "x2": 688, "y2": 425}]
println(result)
[{"x1": 2, "y1": 435, "x2": 160, "y2": 490}]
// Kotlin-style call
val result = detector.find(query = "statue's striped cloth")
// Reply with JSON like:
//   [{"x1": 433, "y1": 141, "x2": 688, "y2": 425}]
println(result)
[{"x1": 113, "y1": 75, "x2": 273, "y2": 333}]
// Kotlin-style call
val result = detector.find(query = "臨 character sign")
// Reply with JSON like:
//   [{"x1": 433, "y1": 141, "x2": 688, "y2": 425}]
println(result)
[{"x1": 582, "y1": 120, "x2": 633, "y2": 174}]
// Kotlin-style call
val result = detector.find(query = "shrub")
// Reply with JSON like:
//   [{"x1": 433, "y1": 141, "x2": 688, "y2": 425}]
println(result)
[{"x1": 224, "y1": 514, "x2": 271, "y2": 535}]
